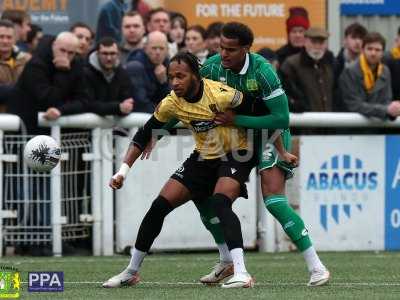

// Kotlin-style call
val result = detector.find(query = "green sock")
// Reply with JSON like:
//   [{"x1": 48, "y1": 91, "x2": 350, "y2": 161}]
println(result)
[
  {"x1": 195, "y1": 199, "x2": 225, "y2": 244},
  {"x1": 264, "y1": 195, "x2": 312, "y2": 252}
]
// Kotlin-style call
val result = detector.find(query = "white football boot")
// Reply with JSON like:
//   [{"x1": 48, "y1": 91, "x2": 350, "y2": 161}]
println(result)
[
  {"x1": 221, "y1": 272, "x2": 255, "y2": 288},
  {"x1": 200, "y1": 261, "x2": 234, "y2": 284},
  {"x1": 308, "y1": 268, "x2": 330, "y2": 287},
  {"x1": 102, "y1": 269, "x2": 140, "y2": 288}
]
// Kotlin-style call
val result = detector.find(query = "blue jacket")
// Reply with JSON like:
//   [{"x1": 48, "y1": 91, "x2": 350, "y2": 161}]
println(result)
[
  {"x1": 125, "y1": 49, "x2": 171, "y2": 113},
  {"x1": 96, "y1": 0, "x2": 126, "y2": 43}
]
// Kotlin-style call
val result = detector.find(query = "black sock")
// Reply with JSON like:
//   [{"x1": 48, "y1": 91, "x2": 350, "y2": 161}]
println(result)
[
  {"x1": 211, "y1": 193, "x2": 244, "y2": 250},
  {"x1": 135, "y1": 195, "x2": 174, "y2": 252}
]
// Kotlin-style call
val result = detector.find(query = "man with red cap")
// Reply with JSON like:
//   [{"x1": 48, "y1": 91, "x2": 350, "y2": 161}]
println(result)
[{"x1": 276, "y1": 7, "x2": 310, "y2": 66}]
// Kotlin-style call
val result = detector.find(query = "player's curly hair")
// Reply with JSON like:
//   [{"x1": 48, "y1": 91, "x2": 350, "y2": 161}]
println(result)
[
  {"x1": 222, "y1": 22, "x2": 254, "y2": 47},
  {"x1": 168, "y1": 51, "x2": 201, "y2": 80}
]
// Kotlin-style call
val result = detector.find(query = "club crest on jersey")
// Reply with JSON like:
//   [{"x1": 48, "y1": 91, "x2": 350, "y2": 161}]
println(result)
[
  {"x1": 246, "y1": 79, "x2": 258, "y2": 91},
  {"x1": 190, "y1": 120, "x2": 216, "y2": 133}
]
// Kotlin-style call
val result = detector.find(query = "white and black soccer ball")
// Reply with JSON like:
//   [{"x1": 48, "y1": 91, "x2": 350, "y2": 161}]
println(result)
[{"x1": 23, "y1": 135, "x2": 61, "y2": 172}]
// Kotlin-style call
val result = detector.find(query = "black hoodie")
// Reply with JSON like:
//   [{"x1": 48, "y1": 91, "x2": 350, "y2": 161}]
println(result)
[
  {"x1": 84, "y1": 51, "x2": 132, "y2": 116},
  {"x1": 9, "y1": 35, "x2": 88, "y2": 134}
]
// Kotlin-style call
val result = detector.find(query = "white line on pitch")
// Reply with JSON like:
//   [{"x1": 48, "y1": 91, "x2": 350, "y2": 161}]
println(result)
[
  {"x1": 20, "y1": 281, "x2": 400, "y2": 287},
  {"x1": 0, "y1": 256, "x2": 292, "y2": 264}
]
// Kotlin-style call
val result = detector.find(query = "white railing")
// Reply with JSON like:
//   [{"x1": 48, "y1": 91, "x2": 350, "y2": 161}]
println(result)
[
  {"x1": 0, "y1": 115, "x2": 21, "y2": 257},
  {"x1": 39, "y1": 113, "x2": 116, "y2": 256},
  {"x1": 40, "y1": 112, "x2": 400, "y2": 129},
  {"x1": 290, "y1": 112, "x2": 400, "y2": 128}
]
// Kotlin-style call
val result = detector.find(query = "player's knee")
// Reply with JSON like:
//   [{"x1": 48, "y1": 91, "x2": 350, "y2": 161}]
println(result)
[
  {"x1": 149, "y1": 195, "x2": 174, "y2": 218},
  {"x1": 211, "y1": 193, "x2": 232, "y2": 215},
  {"x1": 261, "y1": 169, "x2": 285, "y2": 196},
  {"x1": 261, "y1": 180, "x2": 285, "y2": 196}
]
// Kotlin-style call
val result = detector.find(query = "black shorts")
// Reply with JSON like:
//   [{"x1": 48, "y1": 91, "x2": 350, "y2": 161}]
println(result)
[{"x1": 170, "y1": 150, "x2": 256, "y2": 201}]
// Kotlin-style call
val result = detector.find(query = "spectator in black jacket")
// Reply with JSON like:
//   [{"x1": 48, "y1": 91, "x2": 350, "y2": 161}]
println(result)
[
  {"x1": 125, "y1": 31, "x2": 170, "y2": 112},
  {"x1": 9, "y1": 32, "x2": 87, "y2": 134},
  {"x1": 85, "y1": 37, "x2": 133, "y2": 116}
]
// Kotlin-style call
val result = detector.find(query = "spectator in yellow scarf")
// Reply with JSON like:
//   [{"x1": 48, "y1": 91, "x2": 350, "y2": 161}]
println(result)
[{"x1": 339, "y1": 32, "x2": 400, "y2": 120}]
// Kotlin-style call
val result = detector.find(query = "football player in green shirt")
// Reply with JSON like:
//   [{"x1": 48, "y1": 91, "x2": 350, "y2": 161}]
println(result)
[{"x1": 197, "y1": 22, "x2": 329, "y2": 287}]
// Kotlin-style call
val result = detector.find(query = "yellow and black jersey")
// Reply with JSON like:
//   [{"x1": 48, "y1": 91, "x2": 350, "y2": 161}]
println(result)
[{"x1": 154, "y1": 79, "x2": 248, "y2": 159}]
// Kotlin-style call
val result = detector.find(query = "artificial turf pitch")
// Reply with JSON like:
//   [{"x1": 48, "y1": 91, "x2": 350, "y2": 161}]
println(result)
[{"x1": 2, "y1": 251, "x2": 400, "y2": 299}]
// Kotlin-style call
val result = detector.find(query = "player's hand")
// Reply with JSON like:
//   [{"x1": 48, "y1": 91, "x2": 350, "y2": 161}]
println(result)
[
  {"x1": 141, "y1": 138, "x2": 157, "y2": 160},
  {"x1": 281, "y1": 151, "x2": 298, "y2": 167},
  {"x1": 110, "y1": 174, "x2": 124, "y2": 190},
  {"x1": 120, "y1": 98, "x2": 134, "y2": 114},
  {"x1": 214, "y1": 110, "x2": 236, "y2": 125},
  {"x1": 154, "y1": 64, "x2": 167, "y2": 83},
  {"x1": 43, "y1": 107, "x2": 61, "y2": 120},
  {"x1": 53, "y1": 56, "x2": 71, "y2": 70}
]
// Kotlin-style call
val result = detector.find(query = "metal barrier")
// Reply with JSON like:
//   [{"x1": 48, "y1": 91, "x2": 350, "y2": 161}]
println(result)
[
  {"x1": 40, "y1": 113, "x2": 117, "y2": 256},
  {"x1": 1, "y1": 112, "x2": 399, "y2": 256},
  {"x1": 0, "y1": 115, "x2": 22, "y2": 256}
]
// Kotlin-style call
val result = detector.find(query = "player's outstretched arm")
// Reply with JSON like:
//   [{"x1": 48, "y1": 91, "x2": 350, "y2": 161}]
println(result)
[
  {"x1": 234, "y1": 93, "x2": 290, "y2": 129},
  {"x1": 110, "y1": 115, "x2": 167, "y2": 189}
]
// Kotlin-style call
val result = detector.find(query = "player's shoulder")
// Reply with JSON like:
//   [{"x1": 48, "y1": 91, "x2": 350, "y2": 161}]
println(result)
[
  {"x1": 203, "y1": 79, "x2": 241, "y2": 106},
  {"x1": 250, "y1": 52, "x2": 274, "y2": 71},
  {"x1": 204, "y1": 78, "x2": 236, "y2": 93},
  {"x1": 159, "y1": 91, "x2": 178, "y2": 107}
]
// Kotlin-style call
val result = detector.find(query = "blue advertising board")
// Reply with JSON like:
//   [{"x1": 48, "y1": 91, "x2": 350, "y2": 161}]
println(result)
[
  {"x1": 385, "y1": 135, "x2": 400, "y2": 250},
  {"x1": 341, "y1": 0, "x2": 400, "y2": 16},
  {"x1": 301, "y1": 135, "x2": 400, "y2": 251}
]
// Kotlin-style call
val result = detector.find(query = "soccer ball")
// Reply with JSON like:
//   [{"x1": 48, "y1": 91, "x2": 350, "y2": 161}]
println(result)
[{"x1": 23, "y1": 135, "x2": 61, "y2": 172}]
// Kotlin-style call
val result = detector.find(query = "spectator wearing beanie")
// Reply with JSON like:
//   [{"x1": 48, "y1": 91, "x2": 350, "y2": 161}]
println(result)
[{"x1": 276, "y1": 6, "x2": 310, "y2": 66}]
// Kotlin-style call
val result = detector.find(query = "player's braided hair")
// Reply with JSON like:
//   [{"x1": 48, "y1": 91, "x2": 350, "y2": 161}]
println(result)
[{"x1": 168, "y1": 51, "x2": 202, "y2": 80}]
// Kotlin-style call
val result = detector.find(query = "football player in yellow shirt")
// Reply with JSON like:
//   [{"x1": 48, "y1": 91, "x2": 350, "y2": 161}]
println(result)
[{"x1": 103, "y1": 52, "x2": 255, "y2": 289}]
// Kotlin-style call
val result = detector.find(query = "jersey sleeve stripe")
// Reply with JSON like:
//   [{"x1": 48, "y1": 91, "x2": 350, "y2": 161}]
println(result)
[{"x1": 263, "y1": 88, "x2": 285, "y2": 101}]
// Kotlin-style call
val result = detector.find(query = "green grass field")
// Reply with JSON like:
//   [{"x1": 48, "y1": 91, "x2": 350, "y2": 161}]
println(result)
[{"x1": 2, "y1": 251, "x2": 400, "y2": 299}]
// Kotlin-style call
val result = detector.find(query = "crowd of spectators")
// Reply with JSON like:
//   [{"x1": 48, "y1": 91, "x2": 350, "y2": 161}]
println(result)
[{"x1": 0, "y1": 1, "x2": 399, "y2": 135}]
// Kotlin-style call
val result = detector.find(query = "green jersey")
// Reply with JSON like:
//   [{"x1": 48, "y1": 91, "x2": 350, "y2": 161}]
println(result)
[{"x1": 200, "y1": 53, "x2": 285, "y2": 103}]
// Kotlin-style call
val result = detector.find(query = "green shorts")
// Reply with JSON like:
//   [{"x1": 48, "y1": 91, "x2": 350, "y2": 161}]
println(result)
[{"x1": 257, "y1": 129, "x2": 294, "y2": 179}]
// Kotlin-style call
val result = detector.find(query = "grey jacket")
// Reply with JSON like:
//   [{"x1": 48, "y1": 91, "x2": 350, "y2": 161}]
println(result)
[{"x1": 339, "y1": 60, "x2": 392, "y2": 119}]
